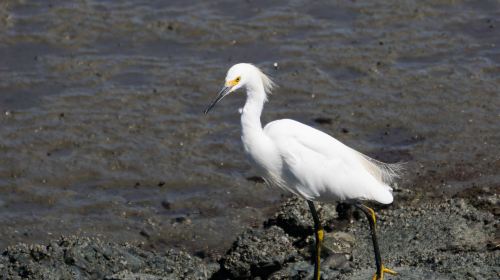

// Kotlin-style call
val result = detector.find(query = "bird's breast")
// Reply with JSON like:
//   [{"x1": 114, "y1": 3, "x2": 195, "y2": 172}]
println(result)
[{"x1": 241, "y1": 132, "x2": 282, "y2": 178}]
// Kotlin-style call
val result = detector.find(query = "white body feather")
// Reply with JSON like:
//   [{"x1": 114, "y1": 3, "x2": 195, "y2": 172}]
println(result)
[
  {"x1": 227, "y1": 63, "x2": 400, "y2": 204},
  {"x1": 263, "y1": 119, "x2": 396, "y2": 203}
]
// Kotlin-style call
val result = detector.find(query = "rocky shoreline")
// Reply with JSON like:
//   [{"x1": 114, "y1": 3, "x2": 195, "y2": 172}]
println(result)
[{"x1": 1, "y1": 189, "x2": 498, "y2": 279}]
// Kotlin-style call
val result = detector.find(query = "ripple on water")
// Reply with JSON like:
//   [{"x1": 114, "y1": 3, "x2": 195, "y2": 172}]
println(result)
[{"x1": 0, "y1": 0, "x2": 499, "y2": 255}]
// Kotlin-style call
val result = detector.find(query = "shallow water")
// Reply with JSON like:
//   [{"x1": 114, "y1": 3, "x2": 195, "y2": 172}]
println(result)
[{"x1": 0, "y1": 0, "x2": 499, "y2": 256}]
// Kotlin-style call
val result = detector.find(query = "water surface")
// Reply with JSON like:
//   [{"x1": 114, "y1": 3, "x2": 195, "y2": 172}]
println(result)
[{"x1": 0, "y1": 0, "x2": 498, "y2": 257}]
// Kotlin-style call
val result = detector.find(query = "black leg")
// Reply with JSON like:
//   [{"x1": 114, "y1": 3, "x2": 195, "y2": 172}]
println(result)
[
  {"x1": 355, "y1": 204, "x2": 397, "y2": 280},
  {"x1": 307, "y1": 200, "x2": 324, "y2": 280}
]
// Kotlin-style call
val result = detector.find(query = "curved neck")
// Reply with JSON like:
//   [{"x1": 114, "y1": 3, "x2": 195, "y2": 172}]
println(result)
[{"x1": 241, "y1": 84, "x2": 266, "y2": 134}]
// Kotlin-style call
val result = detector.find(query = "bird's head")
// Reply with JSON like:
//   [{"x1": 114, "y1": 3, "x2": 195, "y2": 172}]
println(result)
[{"x1": 204, "y1": 63, "x2": 275, "y2": 114}]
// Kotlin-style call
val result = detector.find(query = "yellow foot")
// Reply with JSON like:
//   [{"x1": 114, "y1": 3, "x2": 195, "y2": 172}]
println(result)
[{"x1": 372, "y1": 266, "x2": 397, "y2": 280}]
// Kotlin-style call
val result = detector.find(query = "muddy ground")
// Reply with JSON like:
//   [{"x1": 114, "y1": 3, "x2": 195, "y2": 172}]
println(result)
[
  {"x1": 0, "y1": 0, "x2": 499, "y2": 279},
  {"x1": 1, "y1": 189, "x2": 498, "y2": 279},
  {"x1": 0, "y1": 0, "x2": 499, "y2": 256}
]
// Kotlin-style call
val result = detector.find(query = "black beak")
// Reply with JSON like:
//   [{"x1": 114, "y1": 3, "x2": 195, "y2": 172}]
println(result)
[{"x1": 204, "y1": 86, "x2": 231, "y2": 114}]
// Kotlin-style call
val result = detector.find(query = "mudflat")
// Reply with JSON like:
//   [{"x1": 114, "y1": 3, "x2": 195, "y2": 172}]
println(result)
[{"x1": 0, "y1": 1, "x2": 498, "y2": 277}]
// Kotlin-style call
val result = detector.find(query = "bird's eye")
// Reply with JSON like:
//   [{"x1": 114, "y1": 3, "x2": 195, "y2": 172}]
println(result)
[{"x1": 235, "y1": 77, "x2": 241, "y2": 83}]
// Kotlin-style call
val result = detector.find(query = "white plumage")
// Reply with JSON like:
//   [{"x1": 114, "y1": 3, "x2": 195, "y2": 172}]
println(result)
[
  {"x1": 206, "y1": 63, "x2": 401, "y2": 206},
  {"x1": 263, "y1": 119, "x2": 397, "y2": 204},
  {"x1": 205, "y1": 63, "x2": 401, "y2": 280}
]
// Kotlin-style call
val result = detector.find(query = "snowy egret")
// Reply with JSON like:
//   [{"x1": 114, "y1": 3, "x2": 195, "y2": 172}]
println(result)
[{"x1": 204, "y1": 63, "x2": 401, "y2": 280}]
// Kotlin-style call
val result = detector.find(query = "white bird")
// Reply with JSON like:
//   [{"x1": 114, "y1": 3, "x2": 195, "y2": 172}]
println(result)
[{"x1": 204, "y1": 63, "x2": 401, "y2": 280}]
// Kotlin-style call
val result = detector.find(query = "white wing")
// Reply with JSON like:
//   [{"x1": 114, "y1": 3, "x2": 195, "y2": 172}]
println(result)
[{"x1": 264, "y1": 119, "x2": 401, "y2": 204}]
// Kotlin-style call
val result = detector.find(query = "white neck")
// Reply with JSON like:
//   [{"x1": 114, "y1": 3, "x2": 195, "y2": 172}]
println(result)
[
  {"x1": 241, "y1": 83, "x2": 266, "y2": 135},
  {"x1": 239, "y1": 77, "x2": 280, "y2": 176}
]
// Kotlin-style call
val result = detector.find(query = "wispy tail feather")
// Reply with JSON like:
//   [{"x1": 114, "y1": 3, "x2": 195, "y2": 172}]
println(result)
[{"x1": 355, "y1": 151, "x2": 405, "y2": 186}]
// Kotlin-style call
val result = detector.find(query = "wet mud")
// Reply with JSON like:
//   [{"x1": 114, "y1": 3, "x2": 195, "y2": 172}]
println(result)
[
  {"x1": 216, "y1": 195, "x2": 499, "y2": 279},
  {"x1": 0, "y1": 0, "x2": 499, "y2": 269},
  {"x1": 1, "y1": 195, "x2": 498, "y2": 279}
]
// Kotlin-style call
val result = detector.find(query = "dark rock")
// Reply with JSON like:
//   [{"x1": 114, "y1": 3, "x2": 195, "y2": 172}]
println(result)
[
  {"x1": 0, "y1": 236, "x2": 217, "y2": 280},
  {"x1": 336, "y1": 198, "x2": 499, "y2": 279},
  {"x1": 194, "y1": 250, "x2": 207, "y2": 259},
  {"x1": 321, "y1": 254, "x2": 351, "y2": 271},
  {"x1": 246, "y1": 176, "x2": 265, "y2": 183},
  {"x1": 223, "y1": 196, "x2": 499, "y2": 280},
  {"x1": 268, "y1": 261, "x2": 313, "y2": 280},
  {"x1": 322, "y1": 231, "x2": 355, "y2": 257},
  {"x1": 313, "y1": 117, "x2": 332, "y2": 125},
  {"x1": 265, "y1": 197, "x2": 337, "y2": 237},
  {"x1": 174, "y1": 216, "x2": 191, "y2": 224},
  {"x1": 219, "y1": 226, "x2": 298, "y2": 279},
  {"x1": 161, "y1": 200, "x2": 171, "y2": 210},
  {"x1": 1, "y1": 197, "x2": 498, "y2": 280},
  {"x1": 336, "y1": 202, "x2": 354, "y2": 221},
  {"x1": 139, "y1": 229, "x2": 151, "y2": 239}
]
